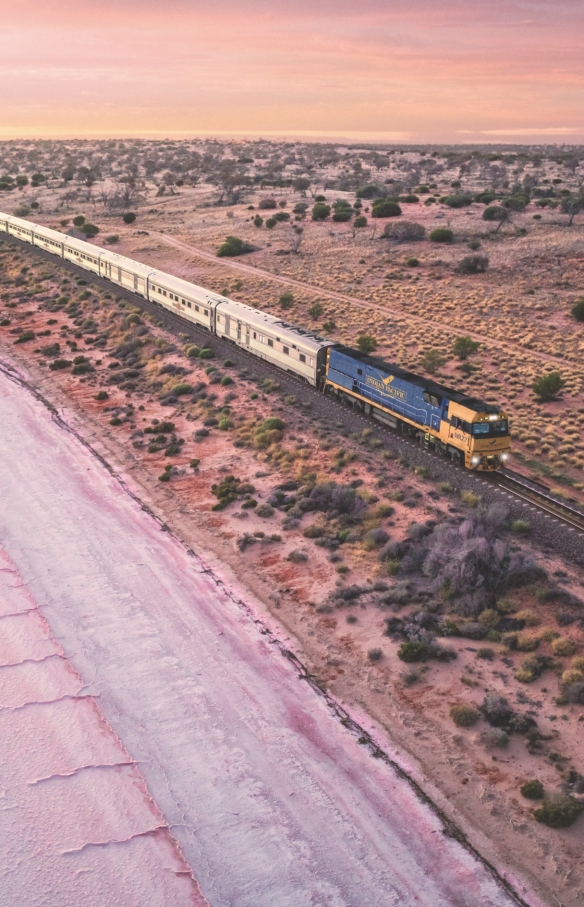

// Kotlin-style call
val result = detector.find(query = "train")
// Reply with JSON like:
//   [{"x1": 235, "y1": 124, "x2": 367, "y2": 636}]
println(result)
[{"x1": 0, "y1": 212, "x2": 511, "y2": 471}]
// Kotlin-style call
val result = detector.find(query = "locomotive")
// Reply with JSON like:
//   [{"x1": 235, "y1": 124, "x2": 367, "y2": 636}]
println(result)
[{"x1": 0, "y1": 212, "x2": 510, "y2": 470}]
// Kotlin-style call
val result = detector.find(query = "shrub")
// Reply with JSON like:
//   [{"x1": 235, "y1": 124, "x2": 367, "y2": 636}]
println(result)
[
  {"x1": 398, "y1": 641, "x2": 428, "y2": 662},
  {"x1": 406, "y1": 257, "x2": 419, "y2": 267},
  {"x1": 49, "y1": 358, "x2": 71, "y2": 371},
  {"x1": 220, "y1": 376, "x2": 233, "y2": 386},
  {"x1": 532, "y1": 372, "x2": 565, "y2": 401},
  {"x1": 461, "y1": 490, "x2": 481, "y2": 507},
  {"x1": 333, "y1": 210, "x2": 352, "y2": 222},
  {"x1": 80, "y1": 223, "x2": 99, "y2": 238},
  {"x1": 356, "y1": 334, "x2": 377, "y2": 354},
  {"x1": 279, "y1": 292, "x2": 294, "y2": 309},
  {"x1": 356, "y1": 184, "x2": 384, "y2": 199},
  {"x1": 456, "y1": 255, "x2": 489, "y2": 275},
  {"x1": 477, "y1": 647, "x2": 495, "y2": 660},
  {"x1": 534, "y1": 795, "x2": 583, "y2": 828},
  {"x1": 95, "y1": 390, "x2": 109, "y2": 401},
  {"x1": 452, "y1": 335, "x2": 480, "y2": 359},
  {"x1": 262, "y1": 417, "x2": 285, "y2": 431},
  {"x1": 511, "y1": 519, "x2": 530, "y2": 535},
  {"x1": 353, "y1": 215, "x2": 367, "y2": 228},
  {"x1": 562, "y1": 668, "x2": 583, "y2": 685},
  {"x1": 515, "y1": 654, "x2": 551, "y2": 682},
  {"x1": 441, "y1": 194, "x2": 472, "y2": 208},
  {"x1": 169, "y1": 383, "x2": 192, "y2": 396},
  {"x1": 450, "y1": 704, "x2": 480, "y2": 727},
  {"x1": 288, "y1": 549, "x2": 308, "y2": 563},
  {"x1": 217, "y1": 236, "x2": 253, "y2": 257},
  {"x1": 419, "y1": 348, "x2": 446, "y2": 375},
  {"x1": 312, "y1": 203, "x2": 331, "y2": 221},
  {"x1": 368, "y1": 648, "x2": 383, "y2": 662},
  {"x1": 303, "y1": 524, "x2": 325, "y2": 539},
  {"x1": 199, "y1": 348, "x2": 214, "y2": 359},
  {"x1": 371, "y1": 200, "x2": 402, "y2": 218},
  {"x1": 14, "y1": 330, "x2": 35, "y2": 344},
  {"x1": 363, "y1": 528, "x2": 389, "y2": 550},
  {"x1": 571, "y1": 299, "x2": 584, "y2": 322},
  {"x1": 110, "y1": 417, "x2": 122, "y2": 426},
  {"x1": 106, "y1": 234, "x2": 120, "y2": 244},
  {"x1": 480, "y1": 693, "x2": 512, "y2": 727},
  {"x1": 265, "y1": 218, "x2": 277, "y2": 229},
  {"x1": 383, "y1": 221, "x2": 426, "y2": 242},
  {"x1": 218, "y1": 418, "x2": 234, "y2": 430},
  {"x1": 483, "y1": 205, "x2": 507, "y2": 222},
  {"x1": 258, "y1": 197, "x2": 277, "y2": 209},
  {"x1": 521, "y1": 779, "x2": 544, "y2": 800},
  {"x1": 430, "y1": 227, "x2": 454, "y2": 243},
  {"x1": 552, "y1": 637, "x2": 576, "y2": 657},
  {"x1": 122, "y1": 212, "x2": 136, "y2": 224},
  {"x1": 72, "y1": 215, "x2": 85, "y2": 227},
  {"x1": 256, "y1": 503, "x2": 274, "y2": 518},
  {"x1": 253, "y1": 215, "x2": 263, "y2": 227},
  {"x1": 308, "y1": 303, "x2": 324, "y2": 319},
  {"x1": 480, "y1": 728, "x2": 509, "y2": 749},
  {"x1": 322, "y1": 320, "x2": 336, "y2": 332}
]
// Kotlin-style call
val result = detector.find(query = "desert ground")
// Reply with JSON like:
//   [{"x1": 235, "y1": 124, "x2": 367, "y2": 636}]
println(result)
[{"x1": 0, "y1": 139, "x2": 584, "y2": 906}]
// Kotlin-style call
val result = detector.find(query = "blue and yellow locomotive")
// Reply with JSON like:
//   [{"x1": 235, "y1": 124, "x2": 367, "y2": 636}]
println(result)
[{"x1": 324, "y1": 347, "x2": 510, "y2": 471}]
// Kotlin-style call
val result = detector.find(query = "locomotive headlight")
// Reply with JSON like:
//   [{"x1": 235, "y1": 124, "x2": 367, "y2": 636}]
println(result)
[
  {"x1": 501, "y1": 453, "x2": 509, "y2": 461},
  {"x1": 471, "y1": 456, "x2": 480, "y2": 465}
]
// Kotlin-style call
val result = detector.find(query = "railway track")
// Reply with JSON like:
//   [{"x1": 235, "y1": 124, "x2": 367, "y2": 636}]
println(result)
[
  {"x1": 4, "y1": 232, "x2": 584, "y2": 548},
  {"x1": 489, "y1": 471, "x2": 584, "y2": 534}
]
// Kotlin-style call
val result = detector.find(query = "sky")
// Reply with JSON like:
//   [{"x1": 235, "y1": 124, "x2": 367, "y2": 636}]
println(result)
[{"x1": 0, "y1": 0, "x2": 582, "y2": 143}]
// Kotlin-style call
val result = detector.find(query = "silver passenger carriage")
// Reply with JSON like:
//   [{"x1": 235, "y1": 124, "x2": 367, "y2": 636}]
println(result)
[{"x1": 215, "y1": 297, "x2": 335, "y2": 386}]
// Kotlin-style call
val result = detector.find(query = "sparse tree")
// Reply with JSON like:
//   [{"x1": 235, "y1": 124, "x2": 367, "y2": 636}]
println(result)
[
  {"x1": 356, "y1": 334, "x2": 377, "y2": 354},
  {"x1": 532, "y1": 372, "x2": 565, "y2": 401},
  {"x1": 561, "y1": 193, "x2": 584, "y2": 226},
  {"x1": 421, "y1": 348, "x2": 447, "y2": 374},
  {"x1": 452, "y1": 335, "x2": 480, "y2": 359}
]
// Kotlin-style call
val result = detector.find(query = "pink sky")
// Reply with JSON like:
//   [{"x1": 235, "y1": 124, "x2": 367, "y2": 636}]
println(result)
[{"x1": 0, "y1": 0, "x2": 582, "y2": 142}]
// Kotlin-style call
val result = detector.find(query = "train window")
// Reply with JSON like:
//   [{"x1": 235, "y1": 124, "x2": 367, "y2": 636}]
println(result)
[
  {"x1": 268, "y1": 338, "x2": 274, "y2": 347},
  {"x1": 204, "y1": 309, "x2": 208, "y2": 316},
  {"x1": 253, "y1": 332, "x2": 257, "y2": 339},
  {"x1": 357, "y1": 368, "x2": 363, "y2": 376},
  {"x1": 187, "y1": 301, "x2": 191, "y2": 308},
  {"x1": 299, "y1": 353, "x2": 306, "y2": 363},
  {"x1": 310, "y1": 358, "x2": 314, "y2": 367},
  {"x1": 423, "y1": 392, "x2": 441, "y2": 407},
  {"x1": 195, "y1": 305, "x2": 199, "y2": 312},
  {"x1": 283, "y1": 346, "x2": 289, "y2": 355},
  {"x1": 472, "y1": 423, "x2": 490, "y2": 435},
  {"x1": 163, "y1": 290, "x2": 167, "y2": 296}
]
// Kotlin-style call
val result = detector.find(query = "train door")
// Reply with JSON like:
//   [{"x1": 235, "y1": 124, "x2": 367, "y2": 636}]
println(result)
[
  {"x1": 237, "y1": 320, "x2": 242, "y2": 342},
  {"x1": 245, "y1": 324, "x2": 250, "y2": 347},
  {"x1": 224, "y1": 314, "x2": 230, "y2": 337}
]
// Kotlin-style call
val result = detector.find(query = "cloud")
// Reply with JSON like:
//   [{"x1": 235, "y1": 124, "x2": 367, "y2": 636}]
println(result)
[{"x1": 0, "y1": 1, "x2": 582, "y2": 139}]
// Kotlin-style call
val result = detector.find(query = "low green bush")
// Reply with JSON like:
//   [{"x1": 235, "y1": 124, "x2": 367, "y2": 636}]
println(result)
[
  {"x1": 534, "y1": 795, "x2": 583, "y2": 828},
  {"x1": 14, "y1": 330, "x2": 35, "y2": 344},
  {"x1": 371, "y1": 200, "x2": 402, "y2": 218},
  {"x1": 450, "y1": 704, "x2": 480, "y2": 727},
  {"x1": 520, "y1": 779, "x2": 544, "y2": 800},
  {"x1": 398, "y1": 641, "x2": 428, "y2": 662},
  {"x1": 217, "y1": 236, "x2": 253, "y2": 257},
  {"x1": 430, "y1": 227, "x2": 454, "y2": 243}
]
